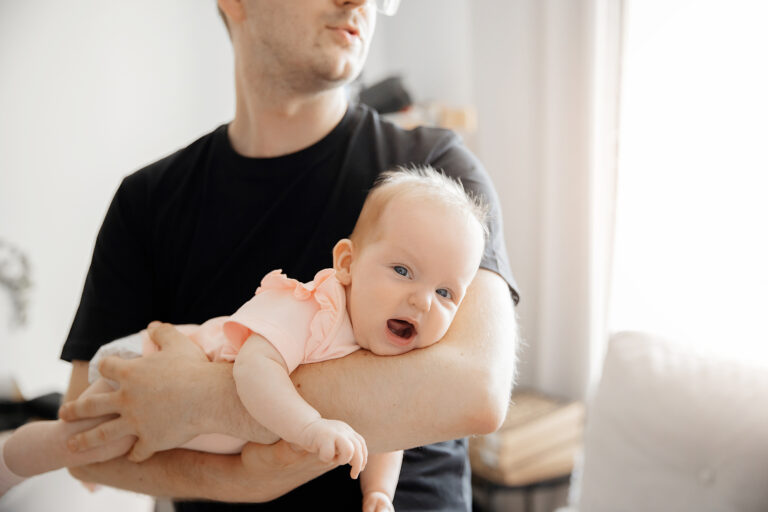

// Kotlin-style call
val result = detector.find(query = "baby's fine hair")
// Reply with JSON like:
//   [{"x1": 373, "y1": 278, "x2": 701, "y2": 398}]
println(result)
[{"x1": 349, "y1": 165, "x2": 489, "y2": 245}]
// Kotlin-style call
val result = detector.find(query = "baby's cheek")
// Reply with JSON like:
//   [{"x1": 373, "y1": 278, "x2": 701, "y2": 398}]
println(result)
[{"x1": 441, "y1": 309, "x2": 459, "y2": 333}]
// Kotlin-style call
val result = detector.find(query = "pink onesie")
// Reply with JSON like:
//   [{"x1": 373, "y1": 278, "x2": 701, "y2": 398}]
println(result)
[
  {"x1": 86, "y1": 269, "x2": 362, "y2": 454},
  {"x1": 139, "y1": 268, "x2": 361, "y2": 371}
]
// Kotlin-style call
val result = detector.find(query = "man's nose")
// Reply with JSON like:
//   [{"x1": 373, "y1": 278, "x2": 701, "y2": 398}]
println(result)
[{"x1": 334, "y1": 0, "x2": 369, "y2": 9}]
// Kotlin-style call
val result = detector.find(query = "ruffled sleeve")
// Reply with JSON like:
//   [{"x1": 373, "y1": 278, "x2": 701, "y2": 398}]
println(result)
[
  {"x1": 303, "y1": 270, "x2": 358, "y2": 364},
  {"x1": 222, "y1": 269, "x2": 357, "y2": 373}
]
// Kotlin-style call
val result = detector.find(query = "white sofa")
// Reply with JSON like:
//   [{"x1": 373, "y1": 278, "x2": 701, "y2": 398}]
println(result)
[{"x1": 559, "y1": 331, "x2": 768, "y2": 512}]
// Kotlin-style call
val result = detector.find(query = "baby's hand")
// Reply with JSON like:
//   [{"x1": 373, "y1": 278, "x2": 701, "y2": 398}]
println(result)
[
  {"x1": 363, "y1": 491, "x2": 395, "y2": 512},
  {"x1": 298, "y1": 418, "x2": 368, "y2": 478}
]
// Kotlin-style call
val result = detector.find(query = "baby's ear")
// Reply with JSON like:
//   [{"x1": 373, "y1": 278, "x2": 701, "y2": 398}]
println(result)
[{"x1": 332, "y1": 239, "x2": 354, "y2": 285}]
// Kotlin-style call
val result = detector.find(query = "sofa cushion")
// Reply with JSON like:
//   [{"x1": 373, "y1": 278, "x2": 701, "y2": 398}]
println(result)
[{"x1": 576, "y1": 331, "x2": 768, "y2": 512}]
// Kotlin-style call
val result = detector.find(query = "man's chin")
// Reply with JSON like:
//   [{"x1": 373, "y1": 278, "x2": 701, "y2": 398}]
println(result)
[{"x1": 314, "y1": 58, "x2": 363, "y2": 88}]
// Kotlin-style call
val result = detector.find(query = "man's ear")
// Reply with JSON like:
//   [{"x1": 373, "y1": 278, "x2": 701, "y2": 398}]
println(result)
[
  {"x1": 332, "y1": 239, "x2": 354, "y2": 285},
  {"x1": 218, "y1": 0, "x2": 246, "y2": 24}
]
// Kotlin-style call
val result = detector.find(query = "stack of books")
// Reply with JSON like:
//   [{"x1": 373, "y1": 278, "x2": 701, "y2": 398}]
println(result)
[{"x1": 469, "y1": 389, "x2": 585, "y2": 487}]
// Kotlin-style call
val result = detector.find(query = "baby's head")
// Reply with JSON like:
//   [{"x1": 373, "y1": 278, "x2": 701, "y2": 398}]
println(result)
[{"x1": 333, "y1": 166, "x2": 487, "y2": 356}]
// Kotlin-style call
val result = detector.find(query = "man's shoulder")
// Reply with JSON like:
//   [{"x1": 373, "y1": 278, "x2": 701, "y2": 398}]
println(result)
[
  {"x1": 121, "y1": 124, "x2": 225, "y2": 194},
  {"x1": 348, "y1": 104, "x2": 483, "y2": 185},
  {"x1": 352, "y1": 103, "x2": 464, "y2": 159}
]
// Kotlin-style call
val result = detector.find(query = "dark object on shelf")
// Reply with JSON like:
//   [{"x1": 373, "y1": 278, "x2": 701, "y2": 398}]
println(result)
[
  {"x1": 358, "y1": 76, "x2": 412, "y2": 114},
  {"x1": 0, "y1": 392, "x2": 63, "y2": 431}
]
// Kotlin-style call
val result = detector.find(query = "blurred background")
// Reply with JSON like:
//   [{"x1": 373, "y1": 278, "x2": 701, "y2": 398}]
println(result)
[{"x1": 2, "y1": 1, "x2": 767, "y2": 511}]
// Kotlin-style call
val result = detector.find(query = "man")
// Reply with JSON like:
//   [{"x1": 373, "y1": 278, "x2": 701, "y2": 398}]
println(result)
[{"x1": 58, "y1": 0, "x2": 519, "y2": 510}]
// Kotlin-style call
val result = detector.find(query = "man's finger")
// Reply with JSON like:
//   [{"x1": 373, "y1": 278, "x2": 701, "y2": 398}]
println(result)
[
  {"x1": 68, "y1": 418, "x2": 133, "y2": 452},
  {"x1": 59, "y1": 393, "x2": 120, "y2": 421},
  {"x1": 146, "y1": 321, "x2": 185, "y2": 350},
  {"x1": 98, "y1": 355, "x2": 130, "y2": 382},
  {"x1": 127, "y1": 438, "x2": 154, "y2": 463}
]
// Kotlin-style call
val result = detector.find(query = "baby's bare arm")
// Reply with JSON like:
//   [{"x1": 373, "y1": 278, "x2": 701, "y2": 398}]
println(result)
[
  {"x1": 234, "y1": 335, "x2": 367, "y2": 478},
  {"x1": 233, "y1": 336, "x2": 320, "y2": 442},
  {"x1": 360, "y1": 451, "x2": 402, "y2": 511}
]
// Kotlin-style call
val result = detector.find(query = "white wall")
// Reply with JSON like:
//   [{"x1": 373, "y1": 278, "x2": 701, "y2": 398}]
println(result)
[
  {"x1": 365, "y1": 0, "x2": 475, "y2": 106},
  {"x1": 0, "y1": 1, "x2": 235, "y2": 396}
]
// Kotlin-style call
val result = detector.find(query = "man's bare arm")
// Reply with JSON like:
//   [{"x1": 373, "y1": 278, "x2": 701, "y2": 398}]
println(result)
[
  {"x1": 67, "y1": 439, "x2": 334, "y2": 502},
  {"x1": 293, "y1": 268, "x2": 517, "y2": 452},
  {"x1": 62, "y1": 269, "x2": 517, "y2": 498}
]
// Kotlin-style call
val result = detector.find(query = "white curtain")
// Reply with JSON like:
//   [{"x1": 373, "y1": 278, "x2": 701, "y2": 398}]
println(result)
[
  {"x1": 472, "y1": 0, "x2": 624, "y2": 401},
  {"x1": 610, "y1": 0, "x2": 768, "y2": 362}
]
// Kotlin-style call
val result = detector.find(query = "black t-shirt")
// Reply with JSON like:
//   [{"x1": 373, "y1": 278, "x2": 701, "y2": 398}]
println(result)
[{"x1": 61, "y1": 103, "x2": 519, "y2": 511}]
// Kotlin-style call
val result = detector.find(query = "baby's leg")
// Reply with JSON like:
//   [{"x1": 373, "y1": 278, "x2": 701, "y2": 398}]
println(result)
[
  {"x1": 360, "y1": 450, "x2": 403, "y2": 512},
  {"x1": 1, "y1": 379, "x2": 135, "y2": 479}
]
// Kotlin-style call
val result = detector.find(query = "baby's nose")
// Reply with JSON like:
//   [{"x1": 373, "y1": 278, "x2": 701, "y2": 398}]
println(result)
[{"x1": 408, "y1": 290, "x2": 431, "y2": 312}]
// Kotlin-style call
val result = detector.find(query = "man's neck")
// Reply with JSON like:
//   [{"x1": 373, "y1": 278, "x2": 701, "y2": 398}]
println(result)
[{"x1": 227, "y1": 76, "x2": 349, "y2": 158}]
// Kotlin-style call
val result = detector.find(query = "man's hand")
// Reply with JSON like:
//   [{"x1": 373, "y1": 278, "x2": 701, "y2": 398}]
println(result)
[
  {"x1": 68, "y1": 439, "x2": 336, "y2": 502},
  {"x1": 297, "y1": 418, "x2": 367, "y2": 479},
  {"x1": 238, "y1": 440, "x2": 338, "y2": 502},
  {"x1": 59, "y1": 322, "x2": 216, "y2": 462}
]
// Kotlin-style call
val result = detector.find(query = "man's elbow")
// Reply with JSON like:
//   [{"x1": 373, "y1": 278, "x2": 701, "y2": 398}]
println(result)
[
  {"x1": 464, "y1": 381, "x2": 512, "y2": 435},
  {"x1": 460, "y1": 350, "x2": 517, "y2": 435}
]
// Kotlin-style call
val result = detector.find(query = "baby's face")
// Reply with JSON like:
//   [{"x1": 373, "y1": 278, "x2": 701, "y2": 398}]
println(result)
[{"x1": 345, "y1": 196, "x2": 484, "y2": 356}]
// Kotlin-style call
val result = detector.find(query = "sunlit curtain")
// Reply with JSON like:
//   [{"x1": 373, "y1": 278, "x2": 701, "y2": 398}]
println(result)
[
  {"x1": 529, "y1": 0, "x2": 624, "y2": 400},
  {"x1": 480, "y1": 0, "x2": 624, "y2": 401},
  {"x1": 610, "y1": 0, "x2": 768, "y2": 363}
]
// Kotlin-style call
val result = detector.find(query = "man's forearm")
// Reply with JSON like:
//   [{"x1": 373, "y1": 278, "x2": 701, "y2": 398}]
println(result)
[
  {"x1": 69, "y1": 449, "x2": 235, "y2": 500},
  {"x1": 69, "y1": 442, "x2": 333, "y2": 502},
  {"x1": 291, "y1": 269, "x2": 518, "y2": 453},
  {"x1": 162, "y1": 270, "x2": 515, "y2": 453}
]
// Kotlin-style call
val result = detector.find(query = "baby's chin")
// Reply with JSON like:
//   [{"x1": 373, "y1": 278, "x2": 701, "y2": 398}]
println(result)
[{"x1": 364, "y1": 337, "x2": 417, "y2": 356}]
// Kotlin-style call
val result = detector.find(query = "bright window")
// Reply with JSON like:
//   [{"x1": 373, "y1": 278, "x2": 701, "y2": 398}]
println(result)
[{"x1": 610, "y1": 0, "x2": 768, "y2": 361}]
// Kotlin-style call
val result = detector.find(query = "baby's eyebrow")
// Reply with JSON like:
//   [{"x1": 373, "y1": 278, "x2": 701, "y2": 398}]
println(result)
[{"x1": 390, "y1": 243, "x2": 420, "y2": 264}]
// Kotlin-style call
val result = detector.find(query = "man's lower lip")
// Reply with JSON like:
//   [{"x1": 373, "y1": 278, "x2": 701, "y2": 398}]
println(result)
[{"x1": 329, "y1": 28, "x2": 358, "y2": 45}]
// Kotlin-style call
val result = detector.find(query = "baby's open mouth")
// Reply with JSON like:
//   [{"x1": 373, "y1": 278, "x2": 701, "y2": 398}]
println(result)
[{"x1": 387, "y1": 319, "x2": 416, "y2": 340}]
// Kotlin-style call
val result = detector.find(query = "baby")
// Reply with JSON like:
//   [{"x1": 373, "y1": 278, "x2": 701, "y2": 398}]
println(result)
[{"x1": 0, "y1": 166, "x2": 487, "y2": 511}]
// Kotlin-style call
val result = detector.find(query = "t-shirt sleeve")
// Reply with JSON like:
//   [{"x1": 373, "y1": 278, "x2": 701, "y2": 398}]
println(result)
[
  {"x1": 223, "y1": 288, "x2": 319, "y2": 374},
  {"x1": 428, "y1": 132, "x2": 520, "y2": 304},
  {"x1": 61, "y1": 174, "x2": 154, "y2": 362}
]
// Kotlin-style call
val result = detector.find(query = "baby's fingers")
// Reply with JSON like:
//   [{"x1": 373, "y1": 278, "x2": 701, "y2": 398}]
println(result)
[
  {"x1": 348, "y1": 436, "x2": 367, "y2": 479},
  {"x1": 317, "y1": 437, "x2": 337, "y2": 463},
  {"x1": 335, "y1": 436, "x2": 355, "y2": 465},
  {"x1": 363, "y1": 491, "x2": 394, "y2": 512}
]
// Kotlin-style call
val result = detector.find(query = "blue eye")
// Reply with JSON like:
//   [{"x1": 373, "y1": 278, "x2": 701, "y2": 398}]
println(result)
[
  {"x1": 436, "y1": 288, "x2": 452, "y2": 300},
  {"x1": 393, "y1": 265, "x2": 410, "y2": 277}
]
